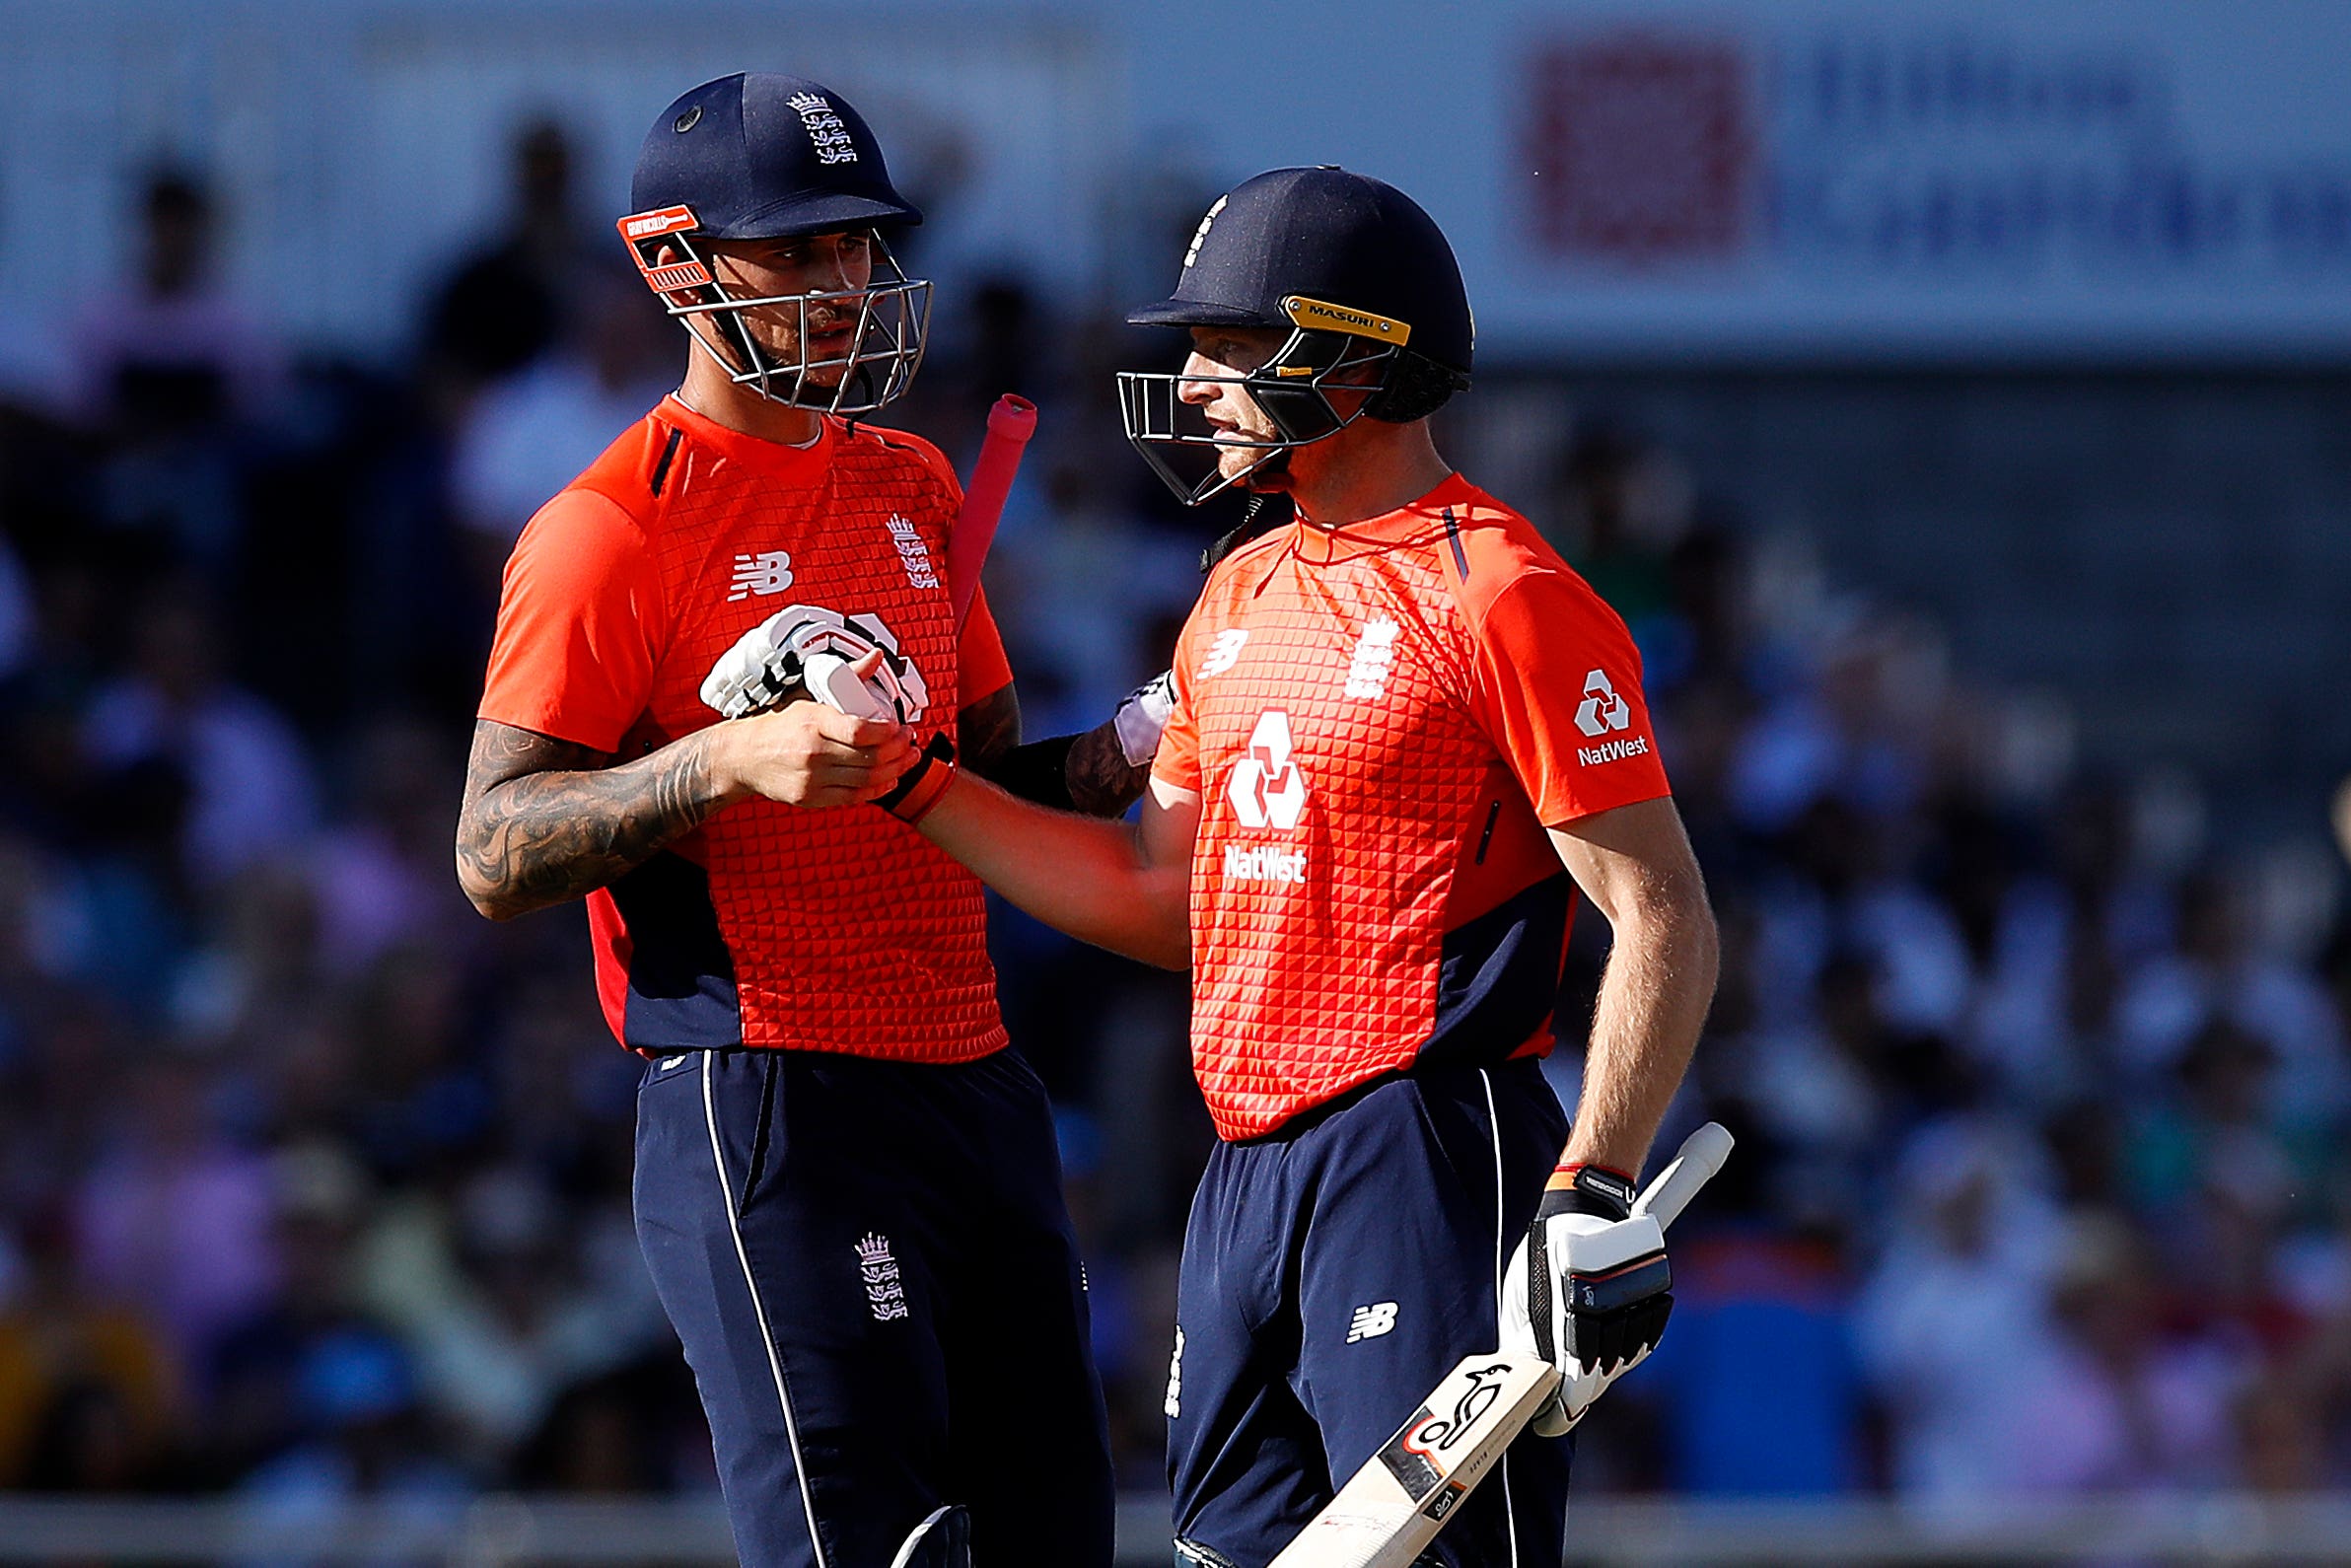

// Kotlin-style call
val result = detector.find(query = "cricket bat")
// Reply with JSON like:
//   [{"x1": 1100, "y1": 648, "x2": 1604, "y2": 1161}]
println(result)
[
  {"x1": 1268, "y1": 1122, "x2": 1735, "y2": 1568},
  {"x1": 947, "y1": 392, "x2": 1037, "y2": 631}
]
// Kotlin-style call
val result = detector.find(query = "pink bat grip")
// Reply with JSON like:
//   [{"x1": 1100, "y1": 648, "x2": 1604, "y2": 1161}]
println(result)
[{"x1": 948, "y1": 393, "x2": 1037, "y2": 631}]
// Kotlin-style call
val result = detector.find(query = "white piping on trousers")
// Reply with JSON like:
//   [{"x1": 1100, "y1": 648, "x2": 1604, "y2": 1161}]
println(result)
[
  {"x1": 704, "y1": 1054, "x2": 833, "y2": 1568},
  {"x1": 1480, "y1": 1067, "x2": 1522, "y2": 1568}
]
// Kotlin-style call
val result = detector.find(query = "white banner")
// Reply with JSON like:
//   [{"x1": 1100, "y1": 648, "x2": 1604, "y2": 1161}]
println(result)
[
  {"x1": 5, "y1": 0, "x2": 2349, "y2": 368},
  {"x1": 1121, "y1": 0, "x2": 2351, "y2": 360}
]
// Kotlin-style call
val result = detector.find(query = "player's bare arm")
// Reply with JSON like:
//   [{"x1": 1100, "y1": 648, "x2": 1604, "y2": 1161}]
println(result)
[
  {"x1": 1545, "y1": 795, "x2": 1719, "y2": 1175},
  {"x1": 1489, "y1": 795, "x2": 1717, "y2": 1441},
  {"x1": 457, "y1": 706, "x2": 913, "y2": 921},
  {"x1": 912, "y1": 771, "x2": 1197, "y2": 968},
  {"x1": 957, "y1": 680, "x2": 1160, "y2": 819}
]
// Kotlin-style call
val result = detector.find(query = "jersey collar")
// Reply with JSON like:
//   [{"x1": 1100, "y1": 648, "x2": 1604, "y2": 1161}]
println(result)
[
  {"x1": 1288, "y1": 470, "x2": 1477, "y2": 566},
  {"x1": 658, "y1": 393, "x2": 835, "y2": 476}
]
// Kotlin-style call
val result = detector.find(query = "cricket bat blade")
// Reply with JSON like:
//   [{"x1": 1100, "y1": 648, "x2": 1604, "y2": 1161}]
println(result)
[{"x1": 1266, "y1": 1355, "x2": 1560, "y2": 1568}]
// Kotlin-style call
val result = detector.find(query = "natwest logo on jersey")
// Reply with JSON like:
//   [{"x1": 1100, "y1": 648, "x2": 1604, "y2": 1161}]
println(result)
[
  {"x1": 1226, "y1": 709, "x2": 1309, "y2": 831},
  {"x1": 1574, "y1": 668, "x2": 1632, "y2": 737},
  {"x1": 1573, "y1": 668, "x2": 1651, "y2": 767}
]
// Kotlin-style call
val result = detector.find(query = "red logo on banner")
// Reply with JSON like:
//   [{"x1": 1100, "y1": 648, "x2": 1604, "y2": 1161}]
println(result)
[{"x1": 1524, "y1": 35, "x2": 1752, "y2": 263}]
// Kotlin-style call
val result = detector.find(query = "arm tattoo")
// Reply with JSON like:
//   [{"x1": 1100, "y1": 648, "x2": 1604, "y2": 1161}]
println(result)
[
  {"x1": 1064, "y1": 719, "x2": 1152, "y2": 818},
  {"x1": 957, "y1": 683, "x2": 1022, "y2": 772},
  {"x1": 455, "y1": 720, "x2": 729, "y2": 919}
]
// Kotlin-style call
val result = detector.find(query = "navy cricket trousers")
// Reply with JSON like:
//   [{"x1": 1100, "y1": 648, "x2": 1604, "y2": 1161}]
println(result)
[
  {"x1": 1167, "y1": 1058, "x2": 1572, "y2": 1568},
  {"x1": 633, "y1": 1045, "x2": 1114, "y2": 1568}
]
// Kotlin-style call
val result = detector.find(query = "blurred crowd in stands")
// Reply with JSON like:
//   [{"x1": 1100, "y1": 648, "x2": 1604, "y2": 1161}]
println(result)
[{"x1": 0, "y1": 123, "x2": 2348, "y2": 1524}]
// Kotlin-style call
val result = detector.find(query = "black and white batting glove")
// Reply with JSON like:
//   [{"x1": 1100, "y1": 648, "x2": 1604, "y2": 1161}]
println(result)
[
  {"x1": 1111, "y1": 670, "x2": 1176, "y2": 768},
  {"x1": 1499, "y1": 1164, "x2": 1674, "y2": 1437}
]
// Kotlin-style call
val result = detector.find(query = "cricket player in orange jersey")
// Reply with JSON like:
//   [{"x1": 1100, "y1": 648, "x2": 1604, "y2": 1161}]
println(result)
[
  {"x1": 894, "y1": 169, "x2": 1721, "y2": 1566},
  {"x1": 453, "y1": 74, "x2": 1163, "y2": 1568}
]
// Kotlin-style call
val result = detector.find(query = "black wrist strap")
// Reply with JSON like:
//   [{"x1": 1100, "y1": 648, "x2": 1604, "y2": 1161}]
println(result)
[
  {"x1": 1537, "y1": 1166, "x2": 1636, "y2": 1223},
  {"x1": 874, "y1": 733, "x2": 957, "y2": 815}
]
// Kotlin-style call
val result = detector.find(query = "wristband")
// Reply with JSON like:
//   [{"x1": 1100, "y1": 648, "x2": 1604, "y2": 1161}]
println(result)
[
  {"x1": 875, "y1": 734, "x2": 959, "y2": 823},
  {"x1": 1540, "y1": 1163, "x2": 1637, "y2": 1221}
]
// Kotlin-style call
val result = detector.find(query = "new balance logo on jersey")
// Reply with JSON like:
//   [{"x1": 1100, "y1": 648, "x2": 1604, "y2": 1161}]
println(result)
[
  {"x1": 1198, "y1": 628, "x2": 1248, "y2": 679},
  {"x1": 728, "y1": 550, "x2": 795, "y2": 601},
  {"x1": 1347, "y1": 1302, "x2": 1399, "y2": 1342},
  {"x1": 1574, "y1": 668, "x2": 1632, "y2": 738},
  {"x1": 1227, "y1": 709, "x2": 1307, "y2": 831},
  {"x1": 1343, "y1": 617, "x2": 1400, "y2": 699},
  {"x1": 855, "y1": 1233, "x2": 908, "y2": 1322},
  {"x1": 1165, "y1": 1326, "x2": 1185, "y2": 1419},
  {"x1": 885, "y1": 515, "x2": 939, "y2": 590}
]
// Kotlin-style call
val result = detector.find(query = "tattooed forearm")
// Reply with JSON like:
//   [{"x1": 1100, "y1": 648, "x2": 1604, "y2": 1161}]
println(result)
[
  {"x1": 456, "y1": 720, "x2": 730, "y2": 920},
  {"x1": 1064, "y1": 719, "x2": 1152, "y2": 818}
]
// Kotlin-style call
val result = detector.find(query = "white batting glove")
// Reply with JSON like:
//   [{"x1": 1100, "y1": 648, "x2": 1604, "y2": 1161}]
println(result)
[
  {"x1": 1111, "y1": 670, "x2": 1176, "y2": 767},
  {"x1": 699, "y1": 606, "x2": 929, "y2": 724},
  {"x1": 1499, "y1": 1165, "x2": 1674, "y2": 1436}
]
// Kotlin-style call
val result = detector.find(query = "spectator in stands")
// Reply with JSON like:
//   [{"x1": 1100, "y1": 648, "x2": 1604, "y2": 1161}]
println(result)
[
  {"x1": 2015, "y1": 1212, "x2": 2248, "y2": 1491},
  {"x1": 234, "y1": 1327, "x2": 470, "y2": 1545},
  {"x1": 0, "y1": 1206, "x2": 184, "y2": 1491},
  {"x1": 204, "y1": 1143, "x2": 382, "y2": 1482},
  {"x1": 73, "y1": 169, "x2": 285, "y2": 585},
  {"x1": 74, "y1": 169, "x2": 284, "y2": 433},
  {"x1": 421, "y1": 119, "x2": 602, "y2": 402},
  {"x1": 447, "y1": 265, "x2": 677, "y2": 581},
  {"x1": 72, "y1": 1054, "x2": 280, "y2": 1367},
  {"x1": 1856, "y1": 1117, "x2": 2067, "y2": 1497},
  {"x1": 79, "y1": 586, "x2": 319, "y2": 888}
]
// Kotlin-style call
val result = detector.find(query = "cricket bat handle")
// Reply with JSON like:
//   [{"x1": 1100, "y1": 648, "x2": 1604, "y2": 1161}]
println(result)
[
  {"x1": 947, "y1": 393, "x2": 1037, "y2": 631},
  {"x1": 1631, "y1": 1121, "x2": 1734, "y2": 1231}
]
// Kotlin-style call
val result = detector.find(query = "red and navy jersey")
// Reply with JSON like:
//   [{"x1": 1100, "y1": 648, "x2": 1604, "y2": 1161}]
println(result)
[
  {"x1": 1153, "y1": 473, "x2": 1672, "y2": 1140},
  {"x1": 477, "y1": 396, "x2": 1014, "y2": 1061}
]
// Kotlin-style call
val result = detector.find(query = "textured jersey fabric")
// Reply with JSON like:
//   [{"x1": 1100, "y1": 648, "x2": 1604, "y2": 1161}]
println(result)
[
  {"x1": 478, "y1": 396, "x2": 1013, "y2": 1061},
  {"x1": 1154, "y1": 471, "x2": 1672, "y2": 1140}
]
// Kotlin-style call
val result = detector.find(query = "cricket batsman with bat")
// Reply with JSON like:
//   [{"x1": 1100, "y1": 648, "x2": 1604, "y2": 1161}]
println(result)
[
  {"x1": 454, "y1": 73, "x2": 1168, "y2": 1568},
  {"x1": 901, "y1": 168, "x2": 1720, "y2": 1565}
]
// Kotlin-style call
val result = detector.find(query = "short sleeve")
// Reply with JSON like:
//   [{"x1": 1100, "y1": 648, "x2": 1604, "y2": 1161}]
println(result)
[
  {"x1": 1149, "y1": 606, "x2": 1208, "y2": 794},
  {"x1": 958, "y1": 586, "x2": 1013, "y2": 707},
  {"x1": 476, "y1": 487, "x2": 663, "y2": 752},
  {"x1": 1466, "y1": 566, "x2": 1671, "y2": 826}
]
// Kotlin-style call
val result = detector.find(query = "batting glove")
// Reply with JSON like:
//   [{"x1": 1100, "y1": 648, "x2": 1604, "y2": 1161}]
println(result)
[
  {"x1": 1499, "y1": 1164, "x2": 1674, "y2": 1436},
  {"x1": 699, "y1": 606, "x2": 927, "y2": 724},
  {"x1": 1111, "y1": 670, "x2": 1176, "y2": 768}
]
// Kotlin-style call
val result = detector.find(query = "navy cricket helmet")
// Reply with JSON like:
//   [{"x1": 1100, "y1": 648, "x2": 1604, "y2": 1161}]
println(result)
[
  {"x1": 617, "y1": 73, "x2": 930, "y2": 414},
  {"x1": 1118, "y1": 167, "x2": 1474, "y2": 505}
]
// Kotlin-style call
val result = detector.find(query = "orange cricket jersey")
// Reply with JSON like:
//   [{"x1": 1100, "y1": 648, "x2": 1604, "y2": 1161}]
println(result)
[
  {"x1": 1153, "y1": 472, "x2": 1672, "y2": 1140},
  {"x1": 477, "y1": 396, "x2": 1015, "y2": 1061}
]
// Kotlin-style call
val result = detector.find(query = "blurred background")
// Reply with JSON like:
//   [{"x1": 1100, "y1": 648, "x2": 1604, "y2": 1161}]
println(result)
[{"x1": 1, "y1": 0, "x2": 2348, "y2": 1562}]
